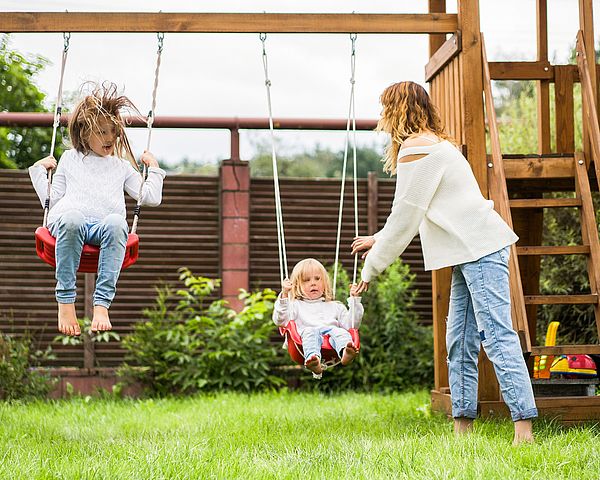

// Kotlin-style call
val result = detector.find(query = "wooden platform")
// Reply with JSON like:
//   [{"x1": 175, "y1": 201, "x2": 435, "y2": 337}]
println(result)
[{"x1": 431, "y1": 390, "x2": 600, "y2": 424}]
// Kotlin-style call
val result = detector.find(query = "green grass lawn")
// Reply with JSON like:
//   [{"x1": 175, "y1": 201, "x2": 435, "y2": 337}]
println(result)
[{"x1": 0, "y1": 391, "x2": 598, "y2": 479}]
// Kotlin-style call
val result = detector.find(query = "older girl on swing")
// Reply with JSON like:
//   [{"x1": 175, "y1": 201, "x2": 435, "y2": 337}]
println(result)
[{"x1": 351, "y1": 81, "x2": 537, "y2": 444}]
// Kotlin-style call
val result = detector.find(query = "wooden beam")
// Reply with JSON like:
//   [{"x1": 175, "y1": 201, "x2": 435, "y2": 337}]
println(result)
[
  {"x1": 579, "y1": 1, "x2": 597, "y2": 158},
  {"x1": 503, "y1": 157, "x2": 576, "y2": 179},
  {"x1": 488, "y1": 61, "x2": 553, "y2": 80},
  {"x1": 428, "y1": 0, "x2": 447, "y2": 55},
  {"x1": 424, "y1": 33, "x2": 461, "y2": 82},
  {"x1": 555, "y1": 66, "x2": 576, "y2": 153},
  {"x1": 0, "y1": 12, "x2": 458, "y2": 33}
]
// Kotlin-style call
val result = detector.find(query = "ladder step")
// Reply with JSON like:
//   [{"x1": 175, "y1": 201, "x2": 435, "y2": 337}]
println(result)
[
  {"x1": 509, "y1": 198, "x2": 582, "y2": 208},
  {"x1": 517, "y1": 245, "x2": 590, "y2": 255},
  {"x1": 503, "y1": 157, "x2": 575, "y2": 179},
  {"x1": 531, "y1": 345, "x2": 600, "y2": 355},
  {"x1": 524, "y1": 294, "x2": 598, "y2": 305}
]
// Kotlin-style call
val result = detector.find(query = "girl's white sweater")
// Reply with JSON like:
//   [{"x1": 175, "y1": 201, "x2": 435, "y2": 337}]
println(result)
[
  {"x1": 29, "y1": 148, "x2": 166, "y2": 226},
  {"x1": 361, "y1": 140, "x2": 518, "y2": 282},
  {"x1": 272, "y1": 296, "x2": 363, "y2": 333}
]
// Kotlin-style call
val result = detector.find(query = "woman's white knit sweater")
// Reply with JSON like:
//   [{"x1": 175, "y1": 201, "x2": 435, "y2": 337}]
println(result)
[
  {"x1": 361, "y1": 140, "x2": 518, "y2": 282},
  {"x1": 29, "y1": 149, "x2": 166, "y2": 226},
  {"x1": 272, "y1": 296, "x2": 363, "y2": 333}
]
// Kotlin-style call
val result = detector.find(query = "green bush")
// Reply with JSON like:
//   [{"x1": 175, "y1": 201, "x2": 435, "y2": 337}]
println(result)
[
  {"x1": 0, "y1": 332, "x2": 54, "y2": 400},
  {"x1": 306, "y1": 259, "x2": 433, "y2": 392},
  {"x1": 120, "y1": 269, "x2": 285, "y2": 396}
]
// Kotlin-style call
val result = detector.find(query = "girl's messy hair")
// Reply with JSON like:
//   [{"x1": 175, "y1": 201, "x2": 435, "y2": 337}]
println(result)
[
  {"x1": 68, "y1": 82, "x2": 140, "y2": 170},
  {"x1": 376, "y1": 81, "x2": 455, "y2": 175},
  {"x1": 289, "y1": 258, "x2": 333, "y2": 301}
]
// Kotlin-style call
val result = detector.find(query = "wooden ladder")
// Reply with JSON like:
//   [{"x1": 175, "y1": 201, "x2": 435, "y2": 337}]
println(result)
[{"x1": 481, "y1": 33, "x2": 600, "y2": 357}]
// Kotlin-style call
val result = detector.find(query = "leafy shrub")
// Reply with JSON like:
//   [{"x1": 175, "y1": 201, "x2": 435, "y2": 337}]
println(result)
[
  {"x1": 0, "y1": 332, "x2": 54, "y2": 400},
  {"x1": 308, "y1": 259, "x2": 433, "y2": 392},
  {"x1": 120, "y1": 269, "x2": 285, "y2": 396}
]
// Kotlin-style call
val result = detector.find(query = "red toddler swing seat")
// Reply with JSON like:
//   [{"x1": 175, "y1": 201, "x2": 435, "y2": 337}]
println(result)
[
  {"x1": 280, "y1": 320, "x2": 360, "y2": 366},
  {"x1": 35, "y1": 226, "x2": 140, "y2": 274}
]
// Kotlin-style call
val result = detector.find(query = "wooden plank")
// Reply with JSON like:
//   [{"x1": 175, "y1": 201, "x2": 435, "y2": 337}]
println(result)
[
  {"x1": 555, "y1": 66, "x2": 576, "y2": 153},
  {"x1": 428, "y1": 0, "x2": 447, "y2": 56},
  {"x1": 0, "y1": 12, "x2": 458, "y2": 33},
  {"x1": 574, "y1": 152, "x2": 600, "y2": 339},
  {"x1": 482, "y1": 32, "x2": 531, "y2": 353},
  {"x1": 509, "y1": 198, "x2": 581, "y2": 208},
  {"x1": 536, "y1": 0, "x2": 551, "y2": 154},
  {"x1": 503, "y1": 157, "x2": 575, "y2": 179},
  {"x1": 488, "y1": 61, "x2": 553, "y2": 80},
  {"x1": 459, "y1": 0, "x2": 487, "y2": 196},
  {"x1": 576, "y1": 30, "x2": 600, "y2": 181},
  {"x1": 367, "y1": 172, "x2": 378, "y2": 235},
  {"x1": 516, "y1": 245, "x2": 590, "y2": 255},
  {"x1": 524, "y1": 294, "x2": 598, "y2": 304},
  {"x1": 425, "y1": 33, "x2": 461, "y2": 82},
  {"x1": 531, "y1": 345, "x2": 600, "y2": 355},
  {"x1": 579, "y1": 0, "x2": 597, "y2": 113}
]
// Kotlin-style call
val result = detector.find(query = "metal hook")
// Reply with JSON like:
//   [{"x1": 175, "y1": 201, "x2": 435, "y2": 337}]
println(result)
[
  {"x1": 63, "y1": 32, "x2": 71, "y2": 51},
  {"x1": 157, "y1": 32, "x2": 164, "y2": 52},
  {"x1": 350, "y1": 33, "x2": 357, "y2": 55}
]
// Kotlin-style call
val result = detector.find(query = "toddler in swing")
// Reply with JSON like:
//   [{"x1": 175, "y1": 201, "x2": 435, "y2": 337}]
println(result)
[
  {"x1": 29, "y1": 82, "x2": 166, "y2": 336},
  {"x1": 272, "y1": 258, "x2": 362, "y2": 376}
]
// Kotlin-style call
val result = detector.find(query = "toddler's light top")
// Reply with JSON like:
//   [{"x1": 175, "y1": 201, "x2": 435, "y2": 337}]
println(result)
[
  {"x1": 272, "y1": 296, "x2": 363, "y2": 333},
  {"x1": 361, "y1": 140, "x2": 518, "y2": 282},
  {"x1": 29, "y1": 148, "x2": 166, "y2": 226}
]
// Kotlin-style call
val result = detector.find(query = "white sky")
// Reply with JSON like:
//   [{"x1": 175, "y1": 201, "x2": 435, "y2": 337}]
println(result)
[{"x1": 1, "y1": 0, "x2": 597, "y2": 164}]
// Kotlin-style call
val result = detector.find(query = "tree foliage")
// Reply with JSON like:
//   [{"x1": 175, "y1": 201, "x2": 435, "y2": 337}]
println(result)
[{"x1": 0, "y1": 35, "x2": 65, "y2": 169}]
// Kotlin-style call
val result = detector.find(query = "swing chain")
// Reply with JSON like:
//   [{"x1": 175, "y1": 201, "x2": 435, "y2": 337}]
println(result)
[
  {"x1": 157, "y1": 32, "x2": 164, "y2": 53},
  {"x1": 63, "y1": 32, "x2": 71, "y2": 51}
]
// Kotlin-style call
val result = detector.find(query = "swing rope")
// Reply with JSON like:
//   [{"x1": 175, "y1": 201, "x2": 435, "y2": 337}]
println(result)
[
  {"x1": 332, "y1": 34, "x2": 360, "y2": 329},
  {"x1": 260, "y1": 33, "x2": 289, "y2": 284},
  {"x1": 43, "y1": 32, "x2": 70, "y2": 229},
  {"x1": 132, "y1": 32, "x2": 164, "y2": 234}
]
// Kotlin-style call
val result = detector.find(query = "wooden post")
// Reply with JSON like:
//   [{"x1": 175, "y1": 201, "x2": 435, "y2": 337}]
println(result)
[
  {"x1": 220, "y1": 159, "x2": 250, "y2": 311},
  {"x1": 432, "y1": 267, "x2": 451, "y2": 392},
  {"x1": 367, "y1": 172, "x2": 378, "y2": 235},
  {"x1": 458, "y1": 0, "x2": 487, "y2": 196},
  {"x1": 83, "y1": 273, "x2": 95, "y2": 370},
  {"x1": 429, "y1": 0, "x2": 447, "y2": 56},
  {"x1": 579, "y1": 0, "x2": 597, "y2": 158},
  {"x1": 536, "y1": 0, "x2": 551, "y2": 154}
]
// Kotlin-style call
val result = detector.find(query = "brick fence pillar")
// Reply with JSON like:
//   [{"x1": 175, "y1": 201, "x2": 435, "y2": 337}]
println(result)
[{"x1": 219, "y1": 160, "x2": 250, "y2": 311}]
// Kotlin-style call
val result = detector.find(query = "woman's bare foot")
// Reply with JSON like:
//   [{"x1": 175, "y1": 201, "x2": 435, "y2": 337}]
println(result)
[
  {"x1": 58, "y1": 303, "x2": 81, "y2": 336},
  {"x1": 513, "y1": 420, "x2": 534, "y2": 445},
  {"x1": 454, "y1": 418, "x2": 474, "y2": 436},
  {"x1": 91, "y1": 305, "x2": 112, "y2": 332},
  {"x1": 341, "y1": 342, "x2": 358, "y2": 365},
  {"x1": 305, "y1": 354, "x2": 323, "y2": 375}
]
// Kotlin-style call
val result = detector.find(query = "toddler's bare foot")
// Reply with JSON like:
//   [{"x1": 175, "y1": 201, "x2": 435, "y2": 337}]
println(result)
[
  {"x1": 58, "y1": 303, "x2": 81, "y2": 336},
  {"x1": 305, "y1": 354, "x2": 323, "y2": 375},
  {"x1": 341, "y1": 342, "x2": 359, "y2": 365},
  {"x1": 454, "y1": 418, "x2": 474, "y2": 436},
  {"x1": 91, "y1": 305, "x2": 112, "y2": 332},
  {"x1": 513, "y1": 420, "x2": 534, "y2": 445}
]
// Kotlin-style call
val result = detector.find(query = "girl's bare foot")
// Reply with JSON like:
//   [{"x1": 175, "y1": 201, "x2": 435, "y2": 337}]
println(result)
[
  {"x1": 513, "y1": 420, "x2": 534, "y2": 445},
  {"x1": 341, "y1": 342, "x2": 358, "y2": 365},
  {"x1": 305, "y1": 354, "x2": 323, "y2": 375},
  {"x1": 58, "y1": 303, "x2": 81, "y2": 336},
  {"x1": 91, "y1": 305, "x2": 112, "y2": 332},
  {"x1": 454, "y1": 418, "x2": 474, "y2": 436}
]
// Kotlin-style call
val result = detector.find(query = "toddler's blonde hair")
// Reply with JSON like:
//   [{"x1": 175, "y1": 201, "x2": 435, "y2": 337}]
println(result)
[
  {"x1": 289, "y1": 258, "x2": 333, "y2": 301},
  {"x1": 69, "y1": 82, "x2": 140, "y2": 171}
]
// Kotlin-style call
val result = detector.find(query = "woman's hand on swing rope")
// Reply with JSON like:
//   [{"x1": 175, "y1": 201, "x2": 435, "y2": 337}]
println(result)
[
  {"x1": 281, "y1": 278, "x2": 293, "y2": 296},
  {"x1": 355, "y1": 280, "x2": 369, "y2": 295},
  {"x1": 140, "y1": 150, "x2": 159, "y2": 168},
  {"x1": 351, "y1": 235, "x2": 375, "y2": 259},
  {"x1": 34, "y1": 155, "x2": 57, "y2": 171},
  {"x1": 349, "y1": 283, "x2": 361, "y2": 297}
]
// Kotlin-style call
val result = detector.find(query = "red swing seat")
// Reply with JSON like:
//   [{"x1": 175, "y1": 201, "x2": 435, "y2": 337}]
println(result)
[
  {"x1": 279, "y1": 320, "x2": 360, "y2": 365},
  {"x1": 35, "y1": 226, "x2": 140, "y2": 273}
]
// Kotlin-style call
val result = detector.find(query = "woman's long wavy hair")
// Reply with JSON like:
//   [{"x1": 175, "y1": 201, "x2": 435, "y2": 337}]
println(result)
[
  {"x1": 289, "y1": 258, "x2": 334, "y2": 301},
  {"x1": 376, "y1": 81, "x2": 455, "y2": 175},
  {"x1": 69, "y1": 82, "x2": 140, "y2": 171}
]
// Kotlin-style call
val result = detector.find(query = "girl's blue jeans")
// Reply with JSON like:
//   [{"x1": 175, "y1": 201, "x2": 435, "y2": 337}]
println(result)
[
  {"x1": 50, "y1": 209, "x2": 128, "y2": 309},
  {"x1": 446, "y1": 246, "x2": 538, "y2": 422},
  {"x1": 301, "y1": 326, "x2": 352, "y2": 362}
]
